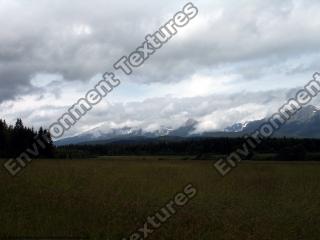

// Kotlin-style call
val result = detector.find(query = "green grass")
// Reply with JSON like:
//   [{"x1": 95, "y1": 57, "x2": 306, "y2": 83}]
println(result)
[{"x1": 1, "y1": 157, "x2": 320, "y2": 239}]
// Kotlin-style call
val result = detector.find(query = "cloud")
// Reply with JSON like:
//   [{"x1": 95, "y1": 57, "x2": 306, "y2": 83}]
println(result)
[
  {"x1": 2, "y1": 86, "x2": 304, "y2": 138},
  {"x1": 1, "y1": 0, "x2": 320, "y2": 103},
  {"x1": 2, "y1": 0, "x2": 320, "y2": 136}
]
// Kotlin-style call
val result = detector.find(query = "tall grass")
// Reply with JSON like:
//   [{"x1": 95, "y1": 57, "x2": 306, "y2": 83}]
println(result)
[{"x1": 1, "y1": 157, "x2": 320, "y2": 239}]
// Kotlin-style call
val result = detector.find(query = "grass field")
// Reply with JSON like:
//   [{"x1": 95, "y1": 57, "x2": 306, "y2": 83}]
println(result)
[{"x1": 1, "y1": 157, "x2": 320, "y2": 240}]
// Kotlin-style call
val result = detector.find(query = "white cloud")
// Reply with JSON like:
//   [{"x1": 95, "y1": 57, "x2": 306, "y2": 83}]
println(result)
[{"x1": 1, "y1": 0, "x2": 320, "y2": 135}]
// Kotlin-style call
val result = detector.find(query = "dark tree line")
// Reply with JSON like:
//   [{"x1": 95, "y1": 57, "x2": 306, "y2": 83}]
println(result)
[
  {"x1": 60, "y1": 137, "x2": 320, "y2": 161},
  {"x1": 1, "y1": 117, "x2": 319, "y2": 161},
  {"x1": 0, "y1": 119, "x2": 55, "y2": 158}
]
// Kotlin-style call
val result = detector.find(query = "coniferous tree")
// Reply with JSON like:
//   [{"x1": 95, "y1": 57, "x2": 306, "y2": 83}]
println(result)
[{"x1": 0, "y1": 118, "x2": 55, "y2": 158}]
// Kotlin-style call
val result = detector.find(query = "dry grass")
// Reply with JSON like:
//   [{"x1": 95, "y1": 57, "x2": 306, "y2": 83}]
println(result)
[{"x1": 1, "y1": 157, "x2": 320, "y2": 239}]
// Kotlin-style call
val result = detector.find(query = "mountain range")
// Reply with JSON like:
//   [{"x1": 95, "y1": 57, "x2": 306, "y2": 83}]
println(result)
[{"x1": 55, "y1": 105, "x2": 320, "y2": 146}]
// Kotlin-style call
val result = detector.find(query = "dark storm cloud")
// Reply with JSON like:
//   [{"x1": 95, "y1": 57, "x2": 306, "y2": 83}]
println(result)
[
  {"x1": 0, "y1": 0, "x2": 177, "y2": 101},
  {"x1": 1, "y1": 0, "x2": 320, "y2": 103}
]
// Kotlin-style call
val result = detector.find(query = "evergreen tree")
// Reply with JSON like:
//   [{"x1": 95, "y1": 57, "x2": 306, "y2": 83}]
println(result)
[{"x1": 0, "y1": 118, "x2": 55, "y2": 158}]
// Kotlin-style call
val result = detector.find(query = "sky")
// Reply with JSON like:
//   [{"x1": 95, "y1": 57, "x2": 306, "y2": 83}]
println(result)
[{"x1": 1, "y1": 0, "x2": 320, "y2": 137}]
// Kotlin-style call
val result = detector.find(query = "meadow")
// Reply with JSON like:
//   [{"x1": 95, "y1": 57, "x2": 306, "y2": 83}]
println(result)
[{"x1": 1, "y1": 156, "x2": 320, "y2": 240}]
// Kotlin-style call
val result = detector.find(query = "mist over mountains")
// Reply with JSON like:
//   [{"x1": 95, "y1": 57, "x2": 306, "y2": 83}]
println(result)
[{"x1": 55, "y1": 105, "x2": 320, "y2": 146}]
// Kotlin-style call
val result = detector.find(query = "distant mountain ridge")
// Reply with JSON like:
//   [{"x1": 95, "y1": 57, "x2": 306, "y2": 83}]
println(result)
[
  {"x1": 55, "y1": 105, "x2": 320, "y2": 146},
  {"x1": 55, "y1": 118, "x2": 198, "y2": 146},
  {"x1": 240, "y1": 105, "x2": 320, "y2": 138}
]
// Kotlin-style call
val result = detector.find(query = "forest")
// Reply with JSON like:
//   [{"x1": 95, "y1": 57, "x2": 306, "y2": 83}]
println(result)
[
  {"x1": 0, "y1": 119, "x2": 55, "y2": 158},
  {"x1": 1, "y1": 118, "x2": 319, "y2": 161},
  {"x1": 59, "y1": 137, "x2": 319, "y2": 161}
]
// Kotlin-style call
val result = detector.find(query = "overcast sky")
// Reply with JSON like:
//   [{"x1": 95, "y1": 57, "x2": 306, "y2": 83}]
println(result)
[{"x1": 1, "y1": 0, "x2": 320, "y2": 137}]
